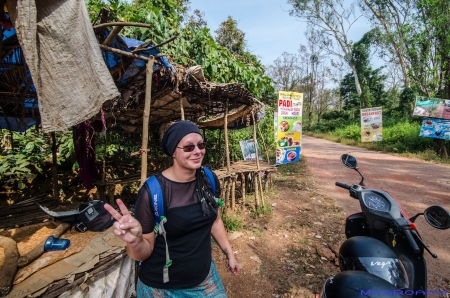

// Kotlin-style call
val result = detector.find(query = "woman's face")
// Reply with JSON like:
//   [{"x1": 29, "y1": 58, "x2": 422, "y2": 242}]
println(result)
[{"x1": 172, "y1": 133, "x2": 205, "y2": 170}]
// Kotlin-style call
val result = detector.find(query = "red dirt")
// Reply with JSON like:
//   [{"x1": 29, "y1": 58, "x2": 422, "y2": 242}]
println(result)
[{"x1": 213, "y1": 136, "x2": 450, "y2": 297}]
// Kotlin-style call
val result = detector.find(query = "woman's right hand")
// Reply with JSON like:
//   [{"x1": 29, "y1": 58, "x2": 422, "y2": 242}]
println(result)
[{"x1": 104, "y1": 199, "x2": 143, "y2": 244}]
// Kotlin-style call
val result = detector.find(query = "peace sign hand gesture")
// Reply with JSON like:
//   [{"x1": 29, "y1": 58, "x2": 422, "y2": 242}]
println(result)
[{"x1": 104, "y1": 199, "x2": 143, "y2": 244}]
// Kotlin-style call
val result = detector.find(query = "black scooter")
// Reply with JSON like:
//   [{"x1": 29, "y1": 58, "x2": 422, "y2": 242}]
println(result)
[{"x1": 319, "y1": 154, "x2": 450, "y2": 298}]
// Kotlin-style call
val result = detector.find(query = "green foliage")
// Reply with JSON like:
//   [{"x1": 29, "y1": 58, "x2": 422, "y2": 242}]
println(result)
[
  {"x1": 87, "y1": 0, "x2": 189, "y2": 28},
  {"x1": 86, "y1": 0, "x2": 274, "y2": 101},
  {"x1": 221, "y1": 214, "x2": 243, "y2": 231},
  {"x1": 332, "y1": 124, "x2": 362, "y2": 141},
  {"x1": 214, "y1": 16, "x2": 247, "y2": 55},
  {"x1": 0, "y1": 129, "x2": 74, "y2": 190},
  {"x1": 324, "y1": 119, "x2": 437, "y2": 154}
]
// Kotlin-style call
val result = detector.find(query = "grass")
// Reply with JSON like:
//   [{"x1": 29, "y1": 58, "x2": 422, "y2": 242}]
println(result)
[{"x1": 222, "y1": 214, "x2": 243, "y2": 231}]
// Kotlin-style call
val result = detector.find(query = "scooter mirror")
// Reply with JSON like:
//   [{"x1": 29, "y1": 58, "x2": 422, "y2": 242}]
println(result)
[
  {"x1": 424, "y1": 206, "x2": 450, "y2": 230},
  {"x1": 340, "y1": 154, "x2": 358, "y2": 169}
]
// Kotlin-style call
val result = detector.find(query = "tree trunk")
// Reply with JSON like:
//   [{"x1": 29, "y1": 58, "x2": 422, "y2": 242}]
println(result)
[
  {"x1": 363, "y1": 0, "x2": 411, "y2": 88},
  {"x1": 350, "y1": 64, "x2": 363, "y2": 100}
]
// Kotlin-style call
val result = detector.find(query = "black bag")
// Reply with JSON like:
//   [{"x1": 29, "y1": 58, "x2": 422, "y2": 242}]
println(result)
[{"x1": 75, "y1": 200, "x2": 115, "y2": 232}]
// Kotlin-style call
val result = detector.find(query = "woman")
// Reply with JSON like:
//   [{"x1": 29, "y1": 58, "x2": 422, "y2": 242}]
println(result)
[{"x1": 105, "y1": 120, "x2": 239, "y2": 297}]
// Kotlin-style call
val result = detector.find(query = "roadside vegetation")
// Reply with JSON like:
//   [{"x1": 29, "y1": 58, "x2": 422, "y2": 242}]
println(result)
[{"x1": 2, "y1": 0, "x2": 450, "y2": 202}]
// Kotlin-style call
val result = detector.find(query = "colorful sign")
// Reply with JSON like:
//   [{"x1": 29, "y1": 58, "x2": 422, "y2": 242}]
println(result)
[
  {"x1": 420, "y1": 118, "x2": 450, "y2": 140},
  {"x1": 413, "y1": 96, "x2": 450, "y2": 120},
  {"x1": 239, "y1": 140, "x2": 263, "y2": 161},
  {"x1": 276, "y1": 91, "x2": 303, "y2": 165},
  {"x1": 360, "y1": 107, "x2": 383, "y2": 142}
]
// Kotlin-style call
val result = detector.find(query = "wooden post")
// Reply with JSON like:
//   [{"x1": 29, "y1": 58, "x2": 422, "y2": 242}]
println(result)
[
  {"x1": 222, "y1": 178, "x2": 228, "y2": 214},
  {"x1": 253, "y1": 173, "x2": 259, "y2": 208},
  {"x1": 218, "y1": 129, "x2": 223, "y2": 168},
  {"x1": 140, "y1": 56, "x2": 155, "y2": 187},
  {"x1": 231, "y1": 174, "x2": 236, "y2": 210},
  {"x1": 51, "y1": 132, "x2": 59, "y2": 200},
  {"x1": 252, "y1": 111, "x2": 264, "y2": 208},
  {"x1": 102, "y1": 25, "x2": 124, "y2": 46},
  {"x1": 240, "y1": 173, "x2": 246, "y2": 208},
  {"x1": 226, "y1": 177, "x2": 232, "y2": 214},
  {"x1": 100, "y1": 130, "x2": 108, "y2": 201},
  {"x1": 223, "y1": 101, "x2": 231, "y2": 173},
  {"x1": 257, "y1": 118, "x2": 270, "y2": 163},
  {"x1": 180, "y1": 98, "x2": 185, "y2": 120}
]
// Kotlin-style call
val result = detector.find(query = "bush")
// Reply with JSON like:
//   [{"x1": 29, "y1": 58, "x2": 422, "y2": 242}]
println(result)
[{"x1": 222, "y1": 214, "x2": 243, "y2": 231}]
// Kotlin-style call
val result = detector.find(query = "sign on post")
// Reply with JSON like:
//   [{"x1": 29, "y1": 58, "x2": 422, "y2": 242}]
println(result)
[
  {"x1": 276, "y1": 91, "x2": 303, "y2": 165},
  {"x1": 361, "y1": 107, "x2": 383, "y2": 142}
]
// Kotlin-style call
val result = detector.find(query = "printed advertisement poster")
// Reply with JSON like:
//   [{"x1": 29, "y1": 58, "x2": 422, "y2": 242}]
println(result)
[
  {"x1": 361, "y1": 107, "x2": 383, "y2": 142},
  {"x1": 413, "y1": 96, "x2": 450, "y2": 120},
  {"x1": 239, "y1": 140, "x2": 263, "y2": 161},
  {"x1": 276, "y1": 91, "x2": 303, "y2": 165},
  {"x1": 420, "y1": 118, "x2": 450, "y2": 140}
]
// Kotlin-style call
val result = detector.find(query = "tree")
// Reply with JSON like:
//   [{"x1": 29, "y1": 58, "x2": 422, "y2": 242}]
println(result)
[
  {"x1": 288, "y1": 0, "x2": 365, "y2": 106},
  {"x1": 214, "y1": 16, "x2": 246, "y2": 55},
  {"x1": 265, "y1": 52, "x2": 304, "y2": 92},
  {"x1": 297, "y1": 29, "x2": 332, "y2": 128},
  {"x1": 187, "y1": 9, "x2": 207, "y2": 29},
  {"x1": 359, "y1": 0, "x2": 414, "y2": 88}
]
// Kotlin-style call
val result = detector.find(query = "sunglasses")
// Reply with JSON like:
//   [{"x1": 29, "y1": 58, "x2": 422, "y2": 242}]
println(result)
[{"x1": 177, "y1": 142, "x2": 206, "y2": 152}]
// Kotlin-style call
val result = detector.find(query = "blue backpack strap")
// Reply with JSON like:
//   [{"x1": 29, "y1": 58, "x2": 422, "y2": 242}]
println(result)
[
  {"x1": 202, "y1": 166, "x2": 216, "y2": 194},
  {"x1": 145, "y1": 176, "x2": 164, "y2": 224},
  {"x1": 144, "y1": 175, "x2": 171, "y2": 283}
]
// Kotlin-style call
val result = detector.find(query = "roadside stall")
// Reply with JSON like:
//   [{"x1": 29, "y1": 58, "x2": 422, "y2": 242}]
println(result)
[{"x1": 1, "y1": 3, "x2": 275, "y2": 297}]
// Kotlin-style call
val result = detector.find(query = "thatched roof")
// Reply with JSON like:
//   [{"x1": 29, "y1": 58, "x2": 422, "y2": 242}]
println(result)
[{"x1": 0, "y1": 18, "x2": 262, "y2": 133}]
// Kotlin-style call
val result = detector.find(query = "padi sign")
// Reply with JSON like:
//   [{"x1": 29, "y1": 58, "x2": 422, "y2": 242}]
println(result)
[{"x1": 361, "y1": 289, "x2": 448, "y2": 296}]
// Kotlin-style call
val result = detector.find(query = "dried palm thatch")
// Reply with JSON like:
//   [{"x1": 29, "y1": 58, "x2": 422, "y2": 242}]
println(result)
[{"x1": 1, "y1": 15, "x2": 261, "y2": 133}]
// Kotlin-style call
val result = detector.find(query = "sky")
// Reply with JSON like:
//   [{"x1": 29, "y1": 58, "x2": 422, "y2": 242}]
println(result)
[{"x1": 187, "y1": 0, "x2": 373, "y2": 67}]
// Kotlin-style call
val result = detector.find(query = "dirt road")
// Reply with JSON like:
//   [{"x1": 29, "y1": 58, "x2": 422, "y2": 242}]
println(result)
[{"x1": 301, "y1": 135, "x2": 450, "y2": 291}]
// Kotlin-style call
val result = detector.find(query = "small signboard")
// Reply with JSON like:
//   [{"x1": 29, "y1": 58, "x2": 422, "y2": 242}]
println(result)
[
  {"x1": 239, "y1": 140, "x2": 262, "y2": 161},
  {"x1": 419, "y1": 118, "x2": 450, "y2": 140},
  {"x1": 360, "y1": 107, "x2": 383, "y2": 142},
  {"x1": 413, "y1": 96, "x2": 450, "y2": 120}
]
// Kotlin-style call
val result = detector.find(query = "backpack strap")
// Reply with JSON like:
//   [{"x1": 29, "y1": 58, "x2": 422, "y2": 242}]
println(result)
[
  {"x1": 202, "y1": 166, "x2": 216, "y2": 195},
  {"x1": 144, "y1": 175, "x2": 171, "y2": 283}
]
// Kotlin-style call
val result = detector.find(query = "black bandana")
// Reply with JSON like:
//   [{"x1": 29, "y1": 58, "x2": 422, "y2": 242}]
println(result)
[{"x1": 160, "y1": 121, "x2": 202, "y2": 156}]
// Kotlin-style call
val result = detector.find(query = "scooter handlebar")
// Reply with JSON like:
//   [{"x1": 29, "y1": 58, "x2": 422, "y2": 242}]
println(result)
[
  {"x1": 335, "y1": 182, "x2": 351, "y2": 190},
  {"x1": 402, "y1": 227, "x2": 420, "y2": 253}
]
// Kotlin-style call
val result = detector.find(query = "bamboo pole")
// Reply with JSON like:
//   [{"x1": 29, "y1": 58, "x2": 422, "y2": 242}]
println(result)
[
  {"x1": 180, "y1": 98, "x2": 185, "y2": 120},
  {"x1": 226, "y1": 177, "x2": 232, "y2": 214},
  {"x1": 257, "y1": 118, "x2": 270, "y2": 163},
  {"x1": 240, "y1": 173, "x2": 246, "y2": 208},
  {"x1": 252, "y1": 111, "x2": 265, "y2": 208},
  {"x1": 223, "y1": 101, "x2": 230, "y2": 173},
  {"x1": 140, "y1": 56, "x2": 155, "y2": 187},
  {"x1": 218, "y1": 129, "x2": 223, "y2": 168},
  {"x1": 93, "y1": 22, "x2": 153, "y2": 29},
  {"x1": 102, "y1": 25, "x2": 124, "y2": 46},
  {"x1": 253, "y1": 174, "x2": 259, "y2": 208},
  {"x1": 222, "y1": 178, "x2": 229, "y2": 215},
  {"x1": 231, "y1": 174, "x2": 236, "y2": 210},
  {"x1": 51, "y1": 132, "x2": 58, "y2": 200},
  {"x1": 100, "y1": 130, "x2": 108, "y2": 202},
  {"x1": 98, "y1": 44, "x2": 149, "y2": 61}
]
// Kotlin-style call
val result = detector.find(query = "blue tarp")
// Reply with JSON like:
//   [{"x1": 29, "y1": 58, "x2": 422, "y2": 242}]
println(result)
[{"x1": 1, "y1": 23, "x2": 174, "y2": 131}]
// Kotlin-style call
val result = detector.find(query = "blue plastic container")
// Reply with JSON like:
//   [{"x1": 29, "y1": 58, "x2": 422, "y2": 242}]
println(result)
[{"x1": 44, "y1": 236, "x2": 70, "y2": 252}]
